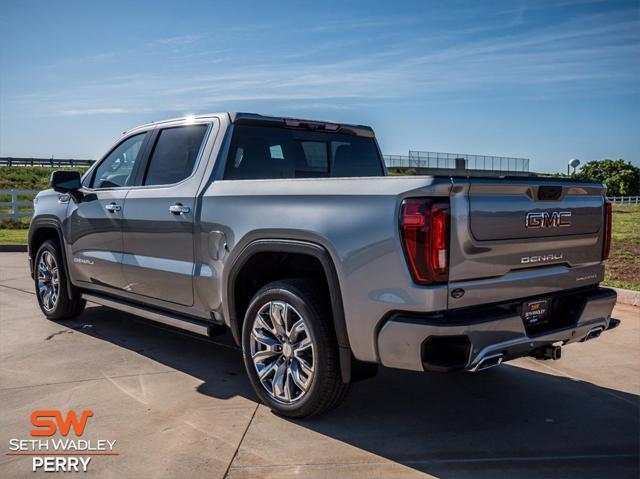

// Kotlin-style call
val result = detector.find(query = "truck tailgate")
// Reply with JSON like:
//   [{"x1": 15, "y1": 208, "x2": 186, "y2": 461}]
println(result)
[{"x1": 447, "y1": 178, "x2": 607, "y2": 308}]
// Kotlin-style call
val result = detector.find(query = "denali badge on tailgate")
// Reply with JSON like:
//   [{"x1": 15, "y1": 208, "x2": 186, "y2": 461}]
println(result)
[
  {"x1": 525, "y1": 211, "x2": 571, "y2": 228},
  {"x1": 521, "y1": 253, "x2": 563, "y2": 264}
]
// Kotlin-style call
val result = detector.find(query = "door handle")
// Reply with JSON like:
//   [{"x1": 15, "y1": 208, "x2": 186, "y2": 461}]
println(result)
[
  {"x1": 105, "y1": 202, "x2": 121, "y2": 213},
  {"x1": 169, "y1": 204, "x2": 190, "y2": 215}
]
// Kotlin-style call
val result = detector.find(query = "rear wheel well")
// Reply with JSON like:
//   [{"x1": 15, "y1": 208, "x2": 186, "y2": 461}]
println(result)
[
  {"x1": 233, "y1": 251, "x2": 330, "y2": 334},
  {"x1": 228, "y1": 241, "x2": 377, "y2": 384}
]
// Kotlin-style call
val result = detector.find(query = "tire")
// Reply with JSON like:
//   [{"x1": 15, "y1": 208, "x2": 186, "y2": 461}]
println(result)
[
  {"x1": 241, "y1": 279, "x2": 349, "y2": 418},
  {"x1": 34, "y1": 240, "x2": 86, "y2": 320}
]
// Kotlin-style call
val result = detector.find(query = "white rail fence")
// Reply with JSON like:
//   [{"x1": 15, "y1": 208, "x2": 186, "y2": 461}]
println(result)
[
  {"x1": 608, "y1": 196, "x2": 639, "y2": 206},
  {"x1": 1, "y1": 158, "x2": 93, "y2": 167},
  {"x1": 0, "y1": 189, "x2": 39, "y2": 220}
]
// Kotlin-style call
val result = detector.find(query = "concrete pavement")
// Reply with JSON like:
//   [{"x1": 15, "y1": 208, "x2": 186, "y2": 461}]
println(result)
[{"x1": 1, "y1": 252, "x2": 638, "y2": 478}]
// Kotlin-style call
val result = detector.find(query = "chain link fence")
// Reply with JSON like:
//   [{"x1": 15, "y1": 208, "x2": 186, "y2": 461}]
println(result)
[{"x1": 385, "y1": 150, "x2": 530, "y2": 173}]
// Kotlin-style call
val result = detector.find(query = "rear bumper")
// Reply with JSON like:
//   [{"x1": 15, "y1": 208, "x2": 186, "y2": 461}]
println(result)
[{"x1": 376, "y1": 287, "x2": 617, "y2": 372}]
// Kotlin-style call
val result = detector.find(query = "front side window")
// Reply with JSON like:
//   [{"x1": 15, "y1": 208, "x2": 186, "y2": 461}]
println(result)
[
  {"x1": 91, "y1": 133, "x2": 147, "y2": 188},
  {"x1": 143, "y1": 125, "x2": 208, "y2": 186},
  {"x1": 223, "y1": 125, "x2": 384, "y2": 180}
]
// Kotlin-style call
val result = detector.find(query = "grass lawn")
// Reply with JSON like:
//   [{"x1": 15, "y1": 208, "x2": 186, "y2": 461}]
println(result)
[
  {"x1": 0, "y1": 166, "x2": 87, "y2": 191},
  {"x1": 604, "y1": 205, "x2": 640, "y2": 291},
  {"x1": 0, "y1": 228, "x2": 28, "y2": 245}
]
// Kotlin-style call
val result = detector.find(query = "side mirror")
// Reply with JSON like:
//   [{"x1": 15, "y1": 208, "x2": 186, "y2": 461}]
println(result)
[{"x1": 51, "y1": 170, "x2": 81, "y2": 193}]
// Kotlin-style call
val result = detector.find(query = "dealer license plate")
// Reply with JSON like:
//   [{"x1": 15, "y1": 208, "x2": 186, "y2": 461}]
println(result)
[{"x1": 522, "y1": 299, "x2": 550, "y2": 325}]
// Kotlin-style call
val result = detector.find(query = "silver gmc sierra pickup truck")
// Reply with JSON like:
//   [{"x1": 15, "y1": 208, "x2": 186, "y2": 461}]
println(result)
[{"x1": 29, "y1": 112, "x2": 618, "y2": 417}]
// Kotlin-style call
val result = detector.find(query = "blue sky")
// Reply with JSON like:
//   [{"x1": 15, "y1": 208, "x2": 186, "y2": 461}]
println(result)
[{"x1": 1, "y1": 0, "x2": 638, "y2": 173}]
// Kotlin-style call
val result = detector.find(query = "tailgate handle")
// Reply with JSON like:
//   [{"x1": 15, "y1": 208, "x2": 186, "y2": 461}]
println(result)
[{"x1": 538, "y1": 185, "x2": 562, "y2": 201}]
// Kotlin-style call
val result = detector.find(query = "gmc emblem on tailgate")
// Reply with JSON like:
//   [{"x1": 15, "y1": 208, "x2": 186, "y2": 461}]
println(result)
[{"x1": 525, "y1": 211, "x2": 571, "y2": 229}]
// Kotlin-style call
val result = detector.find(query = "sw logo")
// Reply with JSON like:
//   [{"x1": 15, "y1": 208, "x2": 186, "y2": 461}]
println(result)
[
  {"x1": 525, "y1": 211, "x2": 572, "y2": 229},
  {"x1": 31, "y1": 409, "x2": 93, "y2": 437},
  {"x1": 7, "y1": 410, "x2": 107, "y2": 472}
]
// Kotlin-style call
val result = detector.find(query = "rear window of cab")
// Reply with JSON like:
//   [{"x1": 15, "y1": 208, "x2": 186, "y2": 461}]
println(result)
[{"x1": 223, "y1": 125, "x2": 384, "y2": 180}]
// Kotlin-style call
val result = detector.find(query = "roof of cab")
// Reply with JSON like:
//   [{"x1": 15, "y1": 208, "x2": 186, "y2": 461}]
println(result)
[{"x1": 126, "y1": 112, "x2": 375, "y2": 138}]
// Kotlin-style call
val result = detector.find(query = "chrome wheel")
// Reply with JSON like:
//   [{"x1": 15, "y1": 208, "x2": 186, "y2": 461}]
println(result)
[
  {"x1": 37, "y1": 251, "x2": 59, "y2": 312},
  {"x1": 249, "y1": 300, "x2": 315, "y2": 404}
]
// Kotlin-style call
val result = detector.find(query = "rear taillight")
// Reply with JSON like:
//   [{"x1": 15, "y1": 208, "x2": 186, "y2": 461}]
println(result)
[
  {"x1": 603, "y1": 199, "x2": 612, "y2": 260},
  {"x1": 400, "y1": 199, "x2": 449, "y2": 284}
]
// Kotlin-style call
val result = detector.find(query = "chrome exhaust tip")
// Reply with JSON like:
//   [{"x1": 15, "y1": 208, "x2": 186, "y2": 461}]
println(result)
[
  {"x1": 581, "y1": 326, "x2": 604, "y2": 342},
  {"x1": 471, "y1": 353, "x2": 503, "y2": 372}
]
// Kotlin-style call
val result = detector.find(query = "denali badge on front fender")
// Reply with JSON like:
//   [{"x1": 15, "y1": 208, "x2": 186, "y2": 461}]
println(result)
[
  {"x1": 73, "y1": 257, "x2": 94, "y2": 265},
  {"x1": 521, "y1": 253, "x2": 563, "y2": 264},
  {"x1": 525, "y1": 211, "x2": 571, "y2": 228}
]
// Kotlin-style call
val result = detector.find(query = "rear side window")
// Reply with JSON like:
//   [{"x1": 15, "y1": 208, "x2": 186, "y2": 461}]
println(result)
[
  {"x1": 143, "y1": 125, "x2": 208, "y2": 186},
  {"x1": 223, "y1": 125, "x2": 383, "y2": 180}
]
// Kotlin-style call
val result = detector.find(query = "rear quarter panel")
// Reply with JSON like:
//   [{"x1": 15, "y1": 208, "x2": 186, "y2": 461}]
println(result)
[{"x1": 196, "y1": 176, "x2": 452, "y2": 362}]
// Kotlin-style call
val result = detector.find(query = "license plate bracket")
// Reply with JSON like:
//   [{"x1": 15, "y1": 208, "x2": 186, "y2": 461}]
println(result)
[{"x1": 522, "y1": 298, "x2": 550, "y2": 325}]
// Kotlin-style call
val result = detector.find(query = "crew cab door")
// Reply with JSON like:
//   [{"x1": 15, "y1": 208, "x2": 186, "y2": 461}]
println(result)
[
  {"x1": 67, "y1": 132, "x2": 150, "y2": 290},
  {"x1": 121, "y1": 121, "x2": 212, "y2": 306}
]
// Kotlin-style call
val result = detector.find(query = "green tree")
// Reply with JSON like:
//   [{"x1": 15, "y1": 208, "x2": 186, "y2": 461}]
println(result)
[{"x1": 575, "y1": 159, "x2": 640, "y2": 196}]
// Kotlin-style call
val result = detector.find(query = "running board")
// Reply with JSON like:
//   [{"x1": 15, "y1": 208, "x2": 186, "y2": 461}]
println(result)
[{"x1": 82, "y1": 293, "x2": 212, "y2": 336}]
